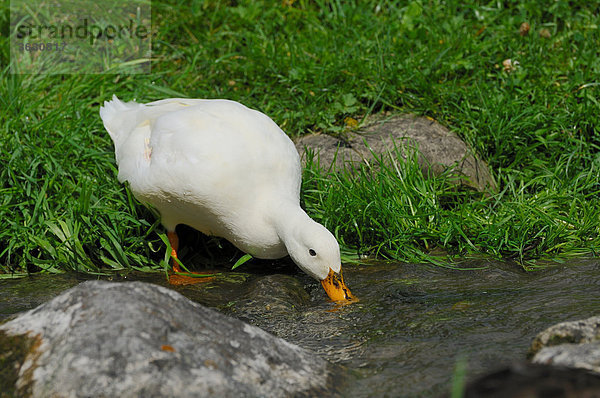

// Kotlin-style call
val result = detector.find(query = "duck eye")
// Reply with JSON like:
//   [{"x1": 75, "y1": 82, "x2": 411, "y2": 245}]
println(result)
[{"x1": 308, "y1": 249, "x2": 317, "y2": 256}]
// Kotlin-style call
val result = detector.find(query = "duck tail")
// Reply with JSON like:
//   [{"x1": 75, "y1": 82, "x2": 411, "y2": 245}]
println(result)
[{"x1": 99, "y1": 95, "x2": 141, "y2": 145}]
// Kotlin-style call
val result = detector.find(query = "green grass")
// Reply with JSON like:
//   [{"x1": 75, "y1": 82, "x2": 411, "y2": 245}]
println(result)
[
  {"x1": 1, "y1": 0, "x2": 599, "y2": 275},
  {"x1": 450, "y1": 355, "x2": 468, "y2": 398},
  {"x1": 303, "y1": 144, "x2": 599, "y2": 267}
]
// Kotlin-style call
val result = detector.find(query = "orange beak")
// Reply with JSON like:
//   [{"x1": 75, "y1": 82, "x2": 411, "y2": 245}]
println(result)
[{"x1": 320, "y1": 268, "x2": 356, "y2": 301}]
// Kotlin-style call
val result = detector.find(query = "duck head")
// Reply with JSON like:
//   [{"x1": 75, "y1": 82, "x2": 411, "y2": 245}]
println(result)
[{"x1": 281, "y1": 215, "x2": 355, "y2": 302}]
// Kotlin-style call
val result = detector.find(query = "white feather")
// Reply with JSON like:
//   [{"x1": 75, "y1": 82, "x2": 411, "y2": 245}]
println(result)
[{"x1": 100, "y1": 96, "x2": 341, "y2": 281}]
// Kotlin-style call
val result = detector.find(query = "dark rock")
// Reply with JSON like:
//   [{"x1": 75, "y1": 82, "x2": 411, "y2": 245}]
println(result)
[
  {"x1": 0, "y1": 280, "x2": 341, "y2": 398},
  {"x1": 454, "y1": 362, "x2": 600, "y2": 398},
  {"x1": 294, "y1": 114, "x2": 496, "y2": 192}
]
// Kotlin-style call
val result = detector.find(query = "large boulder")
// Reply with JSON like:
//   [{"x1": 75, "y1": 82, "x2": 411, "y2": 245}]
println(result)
[
  {"x1": 529, "y1": 316, "x2": 600, "y2": 374},
  {"x1": 0, "y1": 280, "x2": 340, "y2": 397},
  {"x1": 295, "y1": 114, "x2": 496, "y2": 192}
]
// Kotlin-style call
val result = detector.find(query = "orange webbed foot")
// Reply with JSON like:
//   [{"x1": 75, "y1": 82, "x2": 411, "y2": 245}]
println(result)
[{"x1": 167, "y1": 231, "x2": 216, "y2": 285}]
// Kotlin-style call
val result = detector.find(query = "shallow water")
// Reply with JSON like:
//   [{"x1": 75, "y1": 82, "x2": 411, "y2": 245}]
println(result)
[
  {"x1": 320, "y1": 259, "x2": 600, "y2": 397},
  {"x1": 1, "y1": 258, "x2": 599, "y2": 397}
]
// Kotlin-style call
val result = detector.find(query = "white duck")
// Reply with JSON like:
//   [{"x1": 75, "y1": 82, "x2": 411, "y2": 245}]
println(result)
[{"x1": 100, "y1": 96, "x2": 354, "y2": 301}]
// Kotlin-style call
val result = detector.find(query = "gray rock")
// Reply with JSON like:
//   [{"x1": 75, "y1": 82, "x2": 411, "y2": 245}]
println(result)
[
  {"x1": 0, "y1": 280, "x2": 340, "y2": 398},
  {"x1": 533, "y1": 343, "x2": 600, "y2": 374},
  {"x1": 529, "y1": 316, "x2": 600, "y2": 357},
  {"x1": 529, "y1": 316, "x2": 600, "y2": 374},
  {"x1": 294, "y1": 114, "x2": 496, "y2": 192}
]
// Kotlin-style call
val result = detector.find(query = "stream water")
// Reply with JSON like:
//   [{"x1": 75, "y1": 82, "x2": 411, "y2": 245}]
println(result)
[{"x1": 1, "y1": 258, "x2": 599, "y2": 397}]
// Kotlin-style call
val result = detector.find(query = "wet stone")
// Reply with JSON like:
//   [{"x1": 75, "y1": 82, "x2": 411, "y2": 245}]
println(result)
[
  {"x1": 533, "y1": 343, "x2": 600, "y2": 374},
  {"x1": 0, "y1": 280, "x2": 342, "y2": 398},
  {"x1": 529, "y1": 315, "x2": 600, "y2": 357},
  {"x1": 530, "y1": 315, "x2": 600, "y2": 374}
]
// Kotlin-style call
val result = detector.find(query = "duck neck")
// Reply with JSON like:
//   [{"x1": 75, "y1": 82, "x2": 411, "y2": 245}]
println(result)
[{"x1": 270, "y1": 200, "x2": 312, "y2": 247}]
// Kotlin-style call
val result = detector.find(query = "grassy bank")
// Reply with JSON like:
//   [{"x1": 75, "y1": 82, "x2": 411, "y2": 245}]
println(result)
[{"x1": 1, "y1": 0, "x2": 599, "y2": 275}]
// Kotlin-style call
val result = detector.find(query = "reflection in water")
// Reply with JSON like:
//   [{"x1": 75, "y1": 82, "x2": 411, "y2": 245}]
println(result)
[{"x1": 1, "y1": 259, "x2": 598, "y2": 397}]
